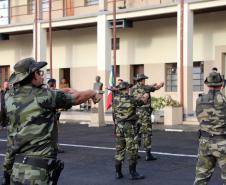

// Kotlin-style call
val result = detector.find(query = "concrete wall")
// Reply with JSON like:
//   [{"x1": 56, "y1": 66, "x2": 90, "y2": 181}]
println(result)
[
  {"x1": 0, "y1": 34, "x2": 33, "y2": 73},
  {"x1": 49, "y1": 27, "x2": 97, "y2": 69}
]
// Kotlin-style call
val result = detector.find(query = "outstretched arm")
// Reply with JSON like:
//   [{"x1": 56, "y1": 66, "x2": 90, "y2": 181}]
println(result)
[
  {"x1": 150, "y1": 82, "x2": 164, "y2": 91},
  {"x1": 61, "y1": 88, "x2": 103, "y2": 105}
]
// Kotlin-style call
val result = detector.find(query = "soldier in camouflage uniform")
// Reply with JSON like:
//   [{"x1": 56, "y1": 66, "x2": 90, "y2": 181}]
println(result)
[
  {"x1": 112, "y1": 81, "x2": 149, "y2": 180},
  {"x1": 1, "y1": 57, "x2": 102, "y2": 185},
  {"x1": 194, "y1": 71, "x2": 226, "y2": 185},
  {"x1": 131, "y1": 74, "x2": 164, "y2": 161}
]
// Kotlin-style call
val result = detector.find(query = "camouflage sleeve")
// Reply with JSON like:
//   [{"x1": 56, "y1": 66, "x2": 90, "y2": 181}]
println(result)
[
  {"x1": 144, "y1": 85, "x2": 155, "y2": 93},
  {"x1": 51, "y1": 90, "x2": 74, "y2": 110},
  {"x1": 3, "y1": 135, "x2": 14, "y2": 174},
  {"x1": 214, "y1": 93, "x2": 226, "y2": 109},
  {"x1": 112, "y1": 97, "x2": 117, "y2": 113}
]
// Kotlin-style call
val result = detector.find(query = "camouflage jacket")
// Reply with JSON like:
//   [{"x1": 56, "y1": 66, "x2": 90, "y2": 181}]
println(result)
[
  {"x1": 5, "y1": 84, "x2": 73, "y2": 158},
  {"x1": 112, "y1": 92, "x2": 145, "y2": 123},
  {"x1": 131, "y1": 83, "x2": 155, "y2": 108},
  {"x1": 196, "y1": 90, "x2": 226, "y2": 135}
]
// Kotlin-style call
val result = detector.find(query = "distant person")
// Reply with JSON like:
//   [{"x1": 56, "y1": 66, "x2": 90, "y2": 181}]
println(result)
[
  {"x1": 112, "y1": 81, "x2": 149, "y2": 180},
  {"x1": 117, "y1": 79, "x2": 123, "y2": 87},
  {"x1": 212, "y1": 67, "x2": 218, "y2": 72},
  {"x1": 194, "y1": 71, "x2": 226, "y2": 184},
  {"x1": 59, "y1": 78, "x2": 70, "y2": 89},
  {"x1": 0, "y1": 81, "x2": 9, "y2": 128},
  {"x1": 47, "y1": 78, "x2": 56, "y2": 89},
  {"x1": 131, "y1": 74, "x2": 164, "y2": 161},
  {"x1": 93, "y1": 75, "x2": 103, "y2": 91}
]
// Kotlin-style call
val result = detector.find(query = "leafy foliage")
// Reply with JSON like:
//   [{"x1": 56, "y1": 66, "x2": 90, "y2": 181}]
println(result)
[
  {"x1": 151, "y1": 95, "x2": 181, "y2": 111},
  {"x1": 151, "y1": 97, "x2": 166, "y2": 111}
]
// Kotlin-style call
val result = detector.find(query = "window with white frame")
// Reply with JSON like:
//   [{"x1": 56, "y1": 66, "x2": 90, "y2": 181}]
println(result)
[
  {"x1": 85, "y1": 0, "x2": 98, "y2": 6},
  {"x1": 42, "y1": 0, "x2": 49, "y2": 12},
  {"x1": 28, "y1": 0, "x2": 35, "y2": 14},
  {"x1": 193, "y1": 61, "x2": 204, "y2": 91},
  {"x1": 166, "y1": 63, "x2": 177, "y2": 92},
  {"x1": 0, "y1": 0, "x2": 8, "y2": 25}
]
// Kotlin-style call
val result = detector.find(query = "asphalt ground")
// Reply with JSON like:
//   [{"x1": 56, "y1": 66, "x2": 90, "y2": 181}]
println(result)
[{"x1": 0, "y1": 123, "x2": 223, "y2": 185}]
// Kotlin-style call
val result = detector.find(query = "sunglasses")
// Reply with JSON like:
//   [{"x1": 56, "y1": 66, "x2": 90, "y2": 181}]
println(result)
[{"x1": 36, "y1": 70, "x2": 44, "y2": 76}]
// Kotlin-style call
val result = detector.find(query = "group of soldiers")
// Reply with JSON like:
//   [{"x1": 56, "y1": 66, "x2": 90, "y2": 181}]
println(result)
[
  {"x1": 1, "y1": 56, "x2": 226, "y2": 184},
  {"x1": 111, "y1": 69, "x2": 226, "y2": 184},
  {"x1": 111, "y1": 74, "x2": 164, "y2": 180}
]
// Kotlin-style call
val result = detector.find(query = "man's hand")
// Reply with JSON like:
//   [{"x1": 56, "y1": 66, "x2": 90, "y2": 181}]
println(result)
[
  {"x1": 159, "y1": 82, "x2": 164, "y2": 87},
  {"x1": 92, "y1": 93, "x2": 103, "y2": 104},
  {"x1": 153, "y1": 82, "x2": 164, "y2": 90}
]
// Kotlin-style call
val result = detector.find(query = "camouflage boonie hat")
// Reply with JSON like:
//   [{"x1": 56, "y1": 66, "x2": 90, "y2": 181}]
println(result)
[
  {"x1": 118, "y1": 81, "x2": 133, "y2": 90},
  {"x1": 204, "y1": 71, "x2": 223, "y2": 87},
  {"x1": 9, "y1": 57, "x2": 47, "y2": 85},
  {"x1": 134, "y1": 74, "x2": 148, "y2": 81}
]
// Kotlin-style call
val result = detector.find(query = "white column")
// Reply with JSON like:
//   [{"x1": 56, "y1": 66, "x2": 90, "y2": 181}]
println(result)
[
  {"x1": 177, "y1": 4, "x2": 182, "y2": 104},
  {"x1": 97, "y1": 13, "x2": 111, "y2": 100},
  {"x1": 177, "y1": 2, "x2": 194, "y2": 119},
  {"x1": 183, "y1": 3, "x2": 193, "y2": 118},
  {"x1": 90, "y1": 13, "x2": 111, "y2": 127},
  {"x1": 99, "y1": 0, "x2": 107, "y2": 11},
  {"x1": 33, "y1": 21, "x2": 47, "y2": 61}
]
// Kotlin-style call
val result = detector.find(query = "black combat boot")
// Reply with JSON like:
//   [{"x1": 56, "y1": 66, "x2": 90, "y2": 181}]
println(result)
[
  {"x1": 129, "y1": 163, "x2": 145, "y2": 180},
  {"x1": 2, "y1": 171, "x2": 10, "y2": 185},
  {"x1": 145, "y1": 150, "x2": 157, "y2": 161},
  {"x1": 115, "y1": 160, "x2": 123, "y2": 179}
]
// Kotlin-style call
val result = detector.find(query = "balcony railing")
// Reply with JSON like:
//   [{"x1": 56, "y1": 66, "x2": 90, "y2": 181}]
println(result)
[{"x1": 0, "y1": 0, "x2": 176, "y2": 26}]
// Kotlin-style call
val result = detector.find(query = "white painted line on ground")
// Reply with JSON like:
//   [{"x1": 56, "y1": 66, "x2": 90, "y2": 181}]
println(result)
[
  {"x1": 0, "y1": 139, "x2": 197, "y2": 158},
  {"x1": 0, "y1": 154, "x2": 5, "y2": 157},
  {"x1": 165, "y1": 129, "x2": 184, "y2": 132}
]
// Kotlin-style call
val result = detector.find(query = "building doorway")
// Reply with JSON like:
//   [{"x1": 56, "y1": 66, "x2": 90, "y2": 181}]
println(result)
[
  {"x1": 0, "y1": 65, "x2": 10, "y2": 88},
  {"x1": 59, "y1": 68, "x2": 70, "y2": 88},
  {"x1": 64, "y1": 0, "x2": 74, "y2": 16},
  {"x1": 130, "y1": 64, "x2": 144, "y2": 85}
]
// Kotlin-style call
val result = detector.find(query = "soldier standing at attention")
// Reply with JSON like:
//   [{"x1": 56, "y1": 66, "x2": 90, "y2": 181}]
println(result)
[
  {"x1": 131, "y1": 74, "x2": 164, "y2": 161},
  {"x1": 194, "y1": 71, "x2": 226, "y2": 185},
  {"x1": 1, "y1": 57, "x2": 102, "y2": 185},
  {"x1": 112, "y1": 81, "x2": 149, "y2": 180}
]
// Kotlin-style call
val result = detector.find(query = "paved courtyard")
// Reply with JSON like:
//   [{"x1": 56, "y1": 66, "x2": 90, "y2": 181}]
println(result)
[{"x1": 0, "y1": 123, "x2": 222, "y2": 185}]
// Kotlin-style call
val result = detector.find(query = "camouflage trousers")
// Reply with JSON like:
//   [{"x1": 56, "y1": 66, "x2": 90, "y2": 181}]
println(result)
[
  {"x1": 115, "y1": 121, "x2": 139, "y2": 165},
  {"x1": 194, "y1": 137, "x2": 226, "y2": 185},
  {"x1": 10, "y1": 162, "x2": 50, "y2": 185},
  {"x1": 136, "y1": 109, "x2": 152, "y2": 151}
]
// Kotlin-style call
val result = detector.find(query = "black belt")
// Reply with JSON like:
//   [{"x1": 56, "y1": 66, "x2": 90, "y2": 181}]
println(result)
[
  {"x1": 14, "y1": 155, "x2": 50, "y2": 169},
  {"x1": 199, "y1": 130, "x2": 226, "y2": 138}
]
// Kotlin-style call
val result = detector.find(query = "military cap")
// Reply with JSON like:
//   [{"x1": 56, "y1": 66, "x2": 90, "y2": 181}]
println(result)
[
  {"x1": 9, "y1": 57, "x2": 47, "y2": 85},
  {"x1": 118, "y1": 81, "x2": 133, "y2": 90},
  {"x1": 204, "y1": 71, "x2": 223, "y2": 87},
  {"x1": 134, "y1": 74, "x2": 148, "y2": 81}
]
